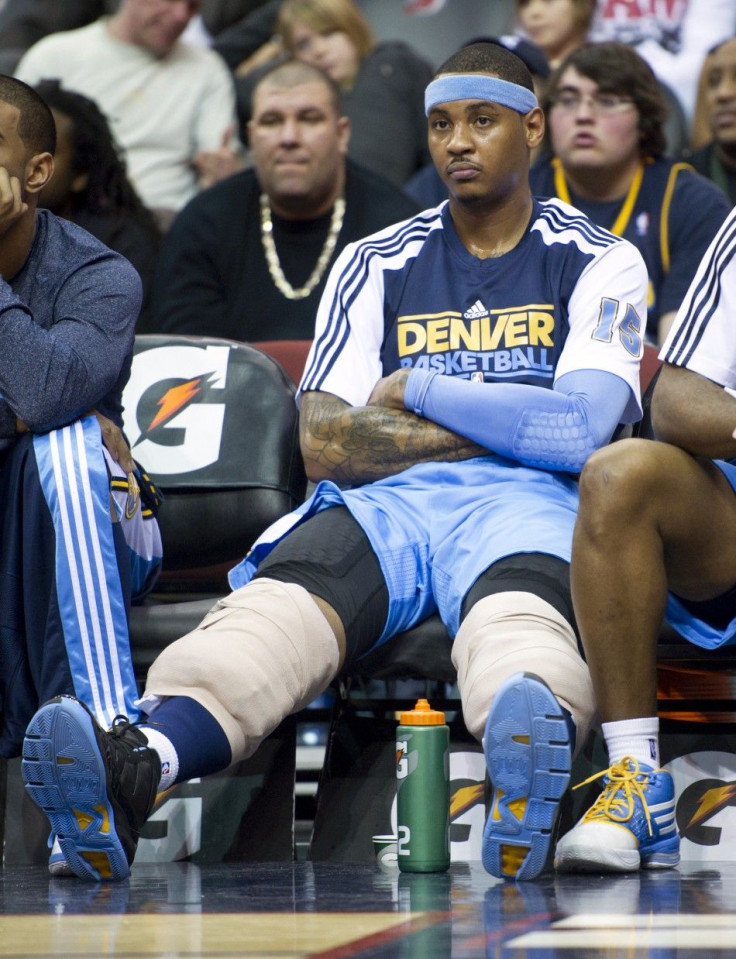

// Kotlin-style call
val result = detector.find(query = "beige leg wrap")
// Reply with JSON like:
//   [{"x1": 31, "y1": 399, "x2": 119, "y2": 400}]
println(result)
[
  {"x1": 452, "y1": 592, "x2": 595, "y2": 756},
  {"x1": 142, "y1": 578, "x2": 341, "y2": 763}
]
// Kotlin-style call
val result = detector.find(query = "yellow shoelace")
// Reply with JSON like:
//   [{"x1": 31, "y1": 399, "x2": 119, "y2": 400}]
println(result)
[{"x1": 573, "y1": 757, "x2": 657, "y2": 836}]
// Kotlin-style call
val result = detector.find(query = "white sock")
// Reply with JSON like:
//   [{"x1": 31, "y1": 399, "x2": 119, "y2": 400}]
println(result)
[
  {"x1": 139, "y1": 726, "x2": 179, "y2": 791},
  {"x1": 602, "y1": 717, "x2": 660, "y2": 768}
]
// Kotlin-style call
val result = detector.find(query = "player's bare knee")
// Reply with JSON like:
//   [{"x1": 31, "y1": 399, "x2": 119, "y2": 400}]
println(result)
[{"x1": 579, "y1": 440, "x2": 659, "y2": 535}]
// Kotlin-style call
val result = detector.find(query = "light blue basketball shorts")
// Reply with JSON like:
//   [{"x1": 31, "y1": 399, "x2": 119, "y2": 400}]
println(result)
[
  {"x1": 230, "y1": 455, "x2": 580, "y2": 646},
  {"x1": 665, "y1": 458, "x2": 736, "y2": 650}
]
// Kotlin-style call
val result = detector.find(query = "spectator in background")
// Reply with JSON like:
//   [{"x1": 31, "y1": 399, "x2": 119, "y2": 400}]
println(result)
[
  {"x1": 515, "y1": 0, "x2": 594, "y2": 71},
  {"x1": 687, "y1": 38, "x2": 736, "y2": 207},
  {"x1": 143, "y1": 59, "x2": 420, "y2": 342},
  {"x1": 35, "y1": 81, "x2": 161, "y2": 327},
  {"x1": 530, "y1": 42, "x2": 731, "y2": 346},
  {"x1": 200, "y1": 0, "x2": 271, "y2": 38},
  {"x1": 515, "y1": 0, "x2": 687, "y2": 156},
  {"x1": 690, "y1": 47, "x2": 717, "y2": 156},
  {"x1": 0, "y1": 0, "x2": 271, "y2": 71},
  {"x1": 14, "y1": 0, "x2": 244, "y2": 228},
  {"x1": 0, "y1": 0, "x2": 119, "y2": 73},
  {"x1": 590, "y1": 0, "x2": 736, "y2": 131},
  {"x1": 212, "y1": 0, "x2": 279, "y2": 69},
  {"x1": 405, "y1": 34, "x2": 550, "y2": 208},
  {"x1": 223, "y1": 0, "x2": 435, "y2": 188}
]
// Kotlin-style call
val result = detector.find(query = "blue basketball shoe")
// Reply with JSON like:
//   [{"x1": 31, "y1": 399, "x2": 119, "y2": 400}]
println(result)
[
  {"x1": 482, "y1": 672, "x2": 572, "y2": 881},
  {"x1": 21, "y1": 695, "x2": 160, "y2": 882},
  {"x1": 554, "y1": 757, "x2": 680, "y2": 873}
]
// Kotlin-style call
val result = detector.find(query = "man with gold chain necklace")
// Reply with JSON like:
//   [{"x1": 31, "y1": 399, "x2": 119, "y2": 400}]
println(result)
[
  {"x1": 531, "y1": 41, "x2": 730, "y2": 346},
  {"x1": 143, "y1": 59, "x2": 419, "y2": 342}
]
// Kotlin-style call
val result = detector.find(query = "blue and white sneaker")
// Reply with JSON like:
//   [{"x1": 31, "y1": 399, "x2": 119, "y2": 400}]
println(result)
[
  {"x1": 554, "y1": 757, "x2": 680, "y2": 873},
  {"x1": 482, "y1": 672, "x2": 572, "y2": 881},
  {"x1": 21, "y1": 695, "x2": 160, "y2": 882}
]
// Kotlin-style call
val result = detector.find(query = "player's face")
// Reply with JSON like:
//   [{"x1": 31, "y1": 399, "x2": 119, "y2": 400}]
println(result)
[
  {"x1": 547, "y1": 67, "x2": 640, "y2": 174},
  {"x1": 249, "y1": 80, "x2": 350, "y2": 215},
  {"x1": 288, "y1": 22, "x2": 360, "y2": 90},
  {"x1": 428, "y1": 94, "x2": 542, "y2": 209},
  {"x1": 0, "y1": 99, "x2": 53, "y2": 230},
  {"x1": 0, "y1": 101, "x2": 33, "y2": 184},
  {"x1": 126, "y1": 0, "x2": 202, "y2": 57},
  {"x1": 704, "y1": 39, "x2": 736, "y2": 148}
]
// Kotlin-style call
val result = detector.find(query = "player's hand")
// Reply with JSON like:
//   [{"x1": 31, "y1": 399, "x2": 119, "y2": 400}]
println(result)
[
  {"x1": 193, "y1": 126, "x2": 245, "y2": 190},
  {"x1": 90, "y1": 410, "x2": 143, "y2": 519},
  {"x1": 367, "y1": 369, "x2": 411, "y2": 410},
  {"x1": 0, "y1": 166, "x2": 28, "y2": 236},
  {"x1": 93, "y1": 410, "x2": 136, "y2": 474}
]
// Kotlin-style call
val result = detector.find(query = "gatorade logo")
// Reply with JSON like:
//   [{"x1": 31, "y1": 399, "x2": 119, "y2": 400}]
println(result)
[
  {"x1": 139, "y1": 780, "x2": 204, "y2": 861},
  {"x1": 389, "y1": 750, "x2": 486, "y2": 859},
  {"x1": 122, "y1": 343, "x2": 229, "y2": 475},
  {"x1": 449, "y1": 780, "x2": 485, "y2": 847},
  {"x1": 396, "y1": 741, "x2": 408, "y2": 779},
  {"x1": 678, "y1": 779, "x2": 736, "y2": 844},
  {"x1": 670, "y1": 752, "x2": 736, "y2": 858}
]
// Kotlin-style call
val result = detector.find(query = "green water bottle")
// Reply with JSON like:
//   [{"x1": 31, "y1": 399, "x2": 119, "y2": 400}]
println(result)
[{"x1": 396, "y1": 698, "x2": 450, "y2": 873}]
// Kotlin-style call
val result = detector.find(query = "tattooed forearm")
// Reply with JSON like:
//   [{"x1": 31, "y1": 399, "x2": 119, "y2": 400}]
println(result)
[{"x1": 300, "y1": 391, "x2": 487, "y2": 484}]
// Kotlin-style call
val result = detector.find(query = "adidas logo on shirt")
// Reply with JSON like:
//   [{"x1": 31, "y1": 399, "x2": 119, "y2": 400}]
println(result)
[{"x1": 463, "y1": 300, "x2": 488, "y2": 319}]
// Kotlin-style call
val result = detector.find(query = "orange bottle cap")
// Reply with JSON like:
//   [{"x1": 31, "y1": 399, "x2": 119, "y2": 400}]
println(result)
[{"x1": 399, "y1": 698, "x2": 446, "y2": 725}]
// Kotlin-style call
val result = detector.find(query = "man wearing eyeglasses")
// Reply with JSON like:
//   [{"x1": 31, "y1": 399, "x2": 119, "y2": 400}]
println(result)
[{"x1": 531, "y1": 41, "x2": 730, "y2": 346}]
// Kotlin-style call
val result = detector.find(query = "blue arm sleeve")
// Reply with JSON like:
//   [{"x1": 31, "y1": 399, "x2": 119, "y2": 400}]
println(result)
[{"x1": 404, "y1": 367, "x2": 633, "y2": 472}]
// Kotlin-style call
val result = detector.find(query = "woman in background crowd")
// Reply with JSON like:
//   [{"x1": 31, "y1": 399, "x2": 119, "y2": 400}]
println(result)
[{"x1": 515, "y1": 0, "x2": 595, "y2": 70}]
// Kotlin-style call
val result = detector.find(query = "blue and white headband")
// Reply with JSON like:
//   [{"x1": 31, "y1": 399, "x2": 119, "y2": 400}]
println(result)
[{"x1": 424, "y1": 74, "x2": 538, "y2": 116}]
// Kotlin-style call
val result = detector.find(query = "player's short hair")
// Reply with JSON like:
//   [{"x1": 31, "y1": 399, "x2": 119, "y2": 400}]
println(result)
[
  {"x1": 435, "y1": 41, "x2": 535, "y2": 94},
  {"x1": 252, "y1": 58, "x2": 344, "y2": 117},
  {"x1": 545, "y1": 42, "x2": 668, "y2": 158},
  {"x1": 0, "y1": 74, "x2": 55, "y2": 156}
]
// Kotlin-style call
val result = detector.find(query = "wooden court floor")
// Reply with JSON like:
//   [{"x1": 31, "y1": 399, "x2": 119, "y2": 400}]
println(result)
[{"x1": 0, "y1": 860, "x2": 735, "y2": 958}]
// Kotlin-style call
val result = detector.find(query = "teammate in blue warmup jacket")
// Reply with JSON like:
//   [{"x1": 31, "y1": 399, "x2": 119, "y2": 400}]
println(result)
[
  {"x1": 0, "y1": 76, "x2": 162, "y2": 873},
  {"x1": 21, "y1": 42, "x2": 647, "y2": 883}
]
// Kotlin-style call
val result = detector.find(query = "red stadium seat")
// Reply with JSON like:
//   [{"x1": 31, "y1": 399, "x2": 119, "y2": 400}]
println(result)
[{"x1": 251, "y1": 339, "x2": 312, "y2": 388}]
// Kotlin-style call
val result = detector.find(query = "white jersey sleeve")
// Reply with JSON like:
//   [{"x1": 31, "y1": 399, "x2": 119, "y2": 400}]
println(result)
[
  {"x1": 298, "y1": 213, "x2": 442, "y2": 407},
  {"x1": 297, "y1": 242, "x2": 387, "y2": 407},
  {"x1": 554, "y1": 238, "x2": 649, "y2": 424},
  {"x1": 660, "y1": 209, "x2": 736, "y2": 389}
]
